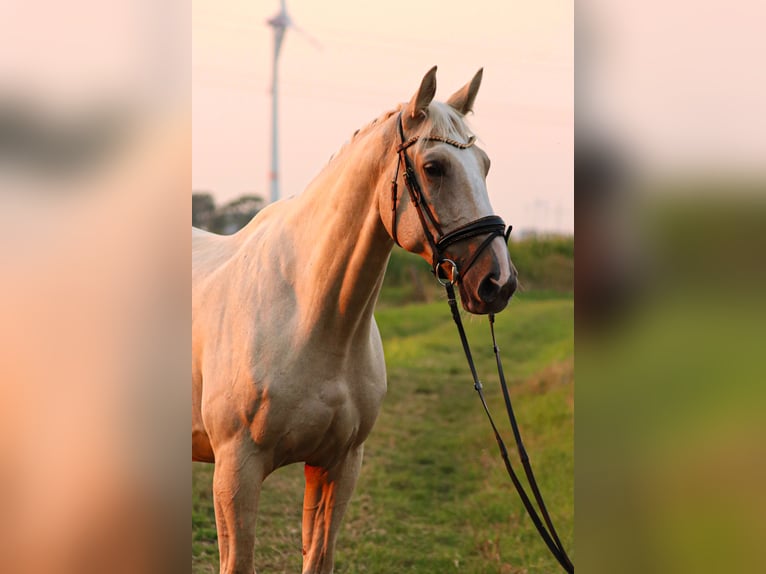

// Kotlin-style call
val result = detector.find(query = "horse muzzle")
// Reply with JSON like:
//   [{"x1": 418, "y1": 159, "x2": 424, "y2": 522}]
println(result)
[{"x1": 457, "y1": 239, "x2": 517, "y2": 315}]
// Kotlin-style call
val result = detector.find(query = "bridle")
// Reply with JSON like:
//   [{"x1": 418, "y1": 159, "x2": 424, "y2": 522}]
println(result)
[
  {"x1": 389, "y1": 112, "x2": 511, "y2": 286},
  {"x1": 389, "y1": 111, "x2": 575, "y2": 573}
]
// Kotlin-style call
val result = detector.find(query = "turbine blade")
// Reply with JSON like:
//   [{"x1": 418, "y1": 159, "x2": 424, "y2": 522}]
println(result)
[{"x1": 290, "y1": 22, "x2": 322, "y2": 51}]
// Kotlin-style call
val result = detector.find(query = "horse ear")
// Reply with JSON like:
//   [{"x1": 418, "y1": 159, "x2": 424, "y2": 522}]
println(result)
[
  {"x1": 447, "y1": 68, "x2": 483, "y2": 115},
  {"x1": 405, "y1": 66, "x2": 438, "y2": 123}
]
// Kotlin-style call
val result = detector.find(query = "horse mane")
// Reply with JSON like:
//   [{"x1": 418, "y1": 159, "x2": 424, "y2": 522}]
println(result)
[{"x1": 328, "y1": 102, "x2": 475, "y2": 163}]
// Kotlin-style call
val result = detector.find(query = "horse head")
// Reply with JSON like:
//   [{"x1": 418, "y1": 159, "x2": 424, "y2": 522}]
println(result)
[{"x1": 380, "y1": 66, "x2": 518, "y2": 314}]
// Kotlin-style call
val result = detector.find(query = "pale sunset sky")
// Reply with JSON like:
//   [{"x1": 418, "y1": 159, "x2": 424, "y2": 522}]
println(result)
[{"x1": 193, "y1": 0, "x2": 573, "y2": 233}]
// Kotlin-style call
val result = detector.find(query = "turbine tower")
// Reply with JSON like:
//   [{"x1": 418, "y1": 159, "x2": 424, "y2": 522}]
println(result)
[{"x1": 266, "y1": 0, "x2": 319, "y2": 204}]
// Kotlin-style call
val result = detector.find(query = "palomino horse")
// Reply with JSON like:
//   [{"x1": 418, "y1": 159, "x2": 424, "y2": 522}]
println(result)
[{"x1": 192, "y1": 66, "x2": 518, "y2": 574}]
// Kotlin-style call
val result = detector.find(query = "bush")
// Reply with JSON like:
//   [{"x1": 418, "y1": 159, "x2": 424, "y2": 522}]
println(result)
[
  {"x1": 380, "y1": 234, "x2": 574, "y2": 306},
  {"x1": 509, "y1": 234, "x2": 574, "y2": 293}
]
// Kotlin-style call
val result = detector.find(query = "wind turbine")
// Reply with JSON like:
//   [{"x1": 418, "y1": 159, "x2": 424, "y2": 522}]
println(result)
[{"x1": 266, "y1": 0, "x2": 319, "y2": 204}]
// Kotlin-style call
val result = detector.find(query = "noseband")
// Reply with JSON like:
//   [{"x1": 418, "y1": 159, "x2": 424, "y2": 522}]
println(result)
[{"x1": 389, "y1": 112, "x2": 512, "y2": 285}]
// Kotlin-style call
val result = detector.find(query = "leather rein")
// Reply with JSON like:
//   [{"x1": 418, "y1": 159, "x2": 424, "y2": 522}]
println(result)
[{"x1": 389, "y1": 112, "x2": 575, "y2": 573}]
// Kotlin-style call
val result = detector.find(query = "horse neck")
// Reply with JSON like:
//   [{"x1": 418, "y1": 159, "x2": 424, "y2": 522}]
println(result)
[{"x1": 288, "y1": 122, "x2": 396, "y2": 344}]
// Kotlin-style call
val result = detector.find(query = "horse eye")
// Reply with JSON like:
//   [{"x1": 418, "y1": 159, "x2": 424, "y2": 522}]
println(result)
[{"x1": 423, "y1": 162, "x2": 444, "y2": 177}]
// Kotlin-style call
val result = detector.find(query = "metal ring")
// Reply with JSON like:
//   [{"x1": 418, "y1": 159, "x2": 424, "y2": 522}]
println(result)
[{"x1": 436, "y1": 258, "x2": 459, "y2": 286}]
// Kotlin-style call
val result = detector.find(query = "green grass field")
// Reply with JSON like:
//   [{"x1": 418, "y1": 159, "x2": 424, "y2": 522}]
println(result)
[{"x1": 192, "y1": 292, "x2": 573, "y2": 573}]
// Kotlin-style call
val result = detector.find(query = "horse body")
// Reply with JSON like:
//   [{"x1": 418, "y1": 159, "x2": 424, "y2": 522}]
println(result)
[
  {"x1": 193, "y1": 126, "x2": 393, "y2": 572},
  {"x1": 192, "y1": 67, "x2": 517, "y2": 574}
]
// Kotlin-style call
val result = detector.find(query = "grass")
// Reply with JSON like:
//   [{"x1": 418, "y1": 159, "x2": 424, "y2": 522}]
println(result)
[{"x1": 192, "y1": 293, "x2": 573, "y2": 573}]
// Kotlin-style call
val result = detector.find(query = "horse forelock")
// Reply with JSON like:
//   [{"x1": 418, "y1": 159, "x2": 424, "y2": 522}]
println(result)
[{"x1": 413, "y1": 102, "x2": 475, "y2": 150}]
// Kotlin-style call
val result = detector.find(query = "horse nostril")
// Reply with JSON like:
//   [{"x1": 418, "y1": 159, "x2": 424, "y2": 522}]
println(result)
[{"x1": 478, "y1": 274, "x2": 502, "y2": 303}]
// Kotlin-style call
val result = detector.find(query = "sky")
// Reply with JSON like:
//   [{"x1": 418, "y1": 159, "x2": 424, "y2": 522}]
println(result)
[
  {"x1": 580, "y1": 0, "x2": 766, "y2": 179},
  {"x1": 193, "y1": 0, "x2": 573, "y2": 234}
]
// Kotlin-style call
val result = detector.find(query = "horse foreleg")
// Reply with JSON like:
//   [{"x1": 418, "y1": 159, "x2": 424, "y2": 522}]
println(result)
[
  {"x1": 212, "y1": 440, "x2": 265, "y2": 574},
  {"x1": 301, "y1": 445, "x2": 364, "y2": 574}
]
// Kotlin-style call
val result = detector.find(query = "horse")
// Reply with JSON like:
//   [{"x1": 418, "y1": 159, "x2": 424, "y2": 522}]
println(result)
[{"x1": 192, "y1": 66, "x2": 518, "y2": 574}]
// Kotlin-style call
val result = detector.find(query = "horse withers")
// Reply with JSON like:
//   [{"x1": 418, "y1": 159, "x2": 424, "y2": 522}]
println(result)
[{"x1": 192, "y1": 66, "x2": 517, "y2": 574}]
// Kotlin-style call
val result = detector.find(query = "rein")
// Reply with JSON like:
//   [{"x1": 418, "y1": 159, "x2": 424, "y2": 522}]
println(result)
[
  {"x1": 390, "y1": 112, "x2": 575, "y2": 573},
  {"x1": 445, "y1": 285, "x2": 575, "y2": 573}
]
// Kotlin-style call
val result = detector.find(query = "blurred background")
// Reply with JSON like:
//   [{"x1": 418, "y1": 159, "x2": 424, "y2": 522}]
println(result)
[
  {"x1": 576, "y1": 1, "x2": 766, "y2": 572},
  {"x1": 0, "y1": 1, "x2": 188, "y2": 573}
]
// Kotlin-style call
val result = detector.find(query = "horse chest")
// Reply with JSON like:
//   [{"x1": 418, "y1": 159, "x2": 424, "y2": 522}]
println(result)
[{"x1": 255, "y1": 380, "x2": 365, "y2": 468}]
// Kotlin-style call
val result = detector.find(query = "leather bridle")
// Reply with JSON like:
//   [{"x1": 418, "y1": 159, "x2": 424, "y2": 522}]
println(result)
[
  {"x1": 389, "y1": 112, "x2": 511, "y2": 286},
  {"x1": 388, "y1": 111, "x2": 575, "y2": 573}
]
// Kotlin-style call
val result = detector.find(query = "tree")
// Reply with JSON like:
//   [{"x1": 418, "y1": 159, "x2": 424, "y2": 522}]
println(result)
[
  {"x1": 192, "y1": 192, "x2": 265, "y2": 234},
  {"x1": 211, "y1": 194, "x2": 264, "y2": 234},
  {"x1": 192, "y1": 192, "x2": 216, "y2": 230}
]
